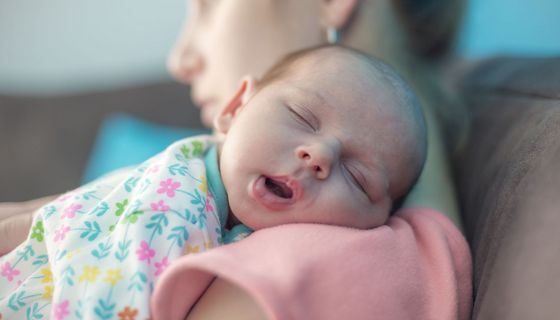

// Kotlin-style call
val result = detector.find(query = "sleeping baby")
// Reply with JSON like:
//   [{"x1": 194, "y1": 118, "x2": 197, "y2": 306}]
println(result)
[{"x1": 0, "y1": 45, "x2": 426, "y2": 319}]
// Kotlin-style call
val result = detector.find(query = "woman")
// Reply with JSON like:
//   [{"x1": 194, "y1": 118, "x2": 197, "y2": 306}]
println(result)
[
  {"x1": 1, "y1": 0, "x2": 468, "y2": 318},
  {"x1": 169, "y1": 0, "x2": 465, "y2": 229}
]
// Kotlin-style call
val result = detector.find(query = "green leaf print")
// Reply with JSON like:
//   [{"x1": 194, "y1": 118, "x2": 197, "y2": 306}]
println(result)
[
  {"x1": 43, "y1": 205, "x2": 56, "y2": 220},
  {"x1": 168, "y1": 163, "x2": 189, "y2": 176},
  {"x1": 94, "y1": 299, "x2": 115, "y2": 319},
  {"x1": 124, "y1": 210, "x2": 144, "y2": 224},
  {"x1": 81, "y1": 190, "x2": 98, "y2": 200},
  {"x1": 17, "y1": 245, "x2": 35, "y2": 262},
  {"x1": 180, "y1": 145, "x2": 191, "y2": 159},
  {"x1": 146, "y1": 213, "x2": 169, "y2": 238},
  {"x1": 124, "y1": 177, "x2": 140, "y2": 193},
  {"x1": 91, "y1": 201, "x2": 109, "y2": 217},
  {"x1": 79, "y1": 221, "x2": 102, "y2": 241},
  {"x1": 31, "y1": 255, "x2": 48, "y2": 267},
  {"x1": 25, "y1": 302, "x2": 44, "y2": 320},
  {"x1": 191, "y1": 140, "x2": 204, "y2": 157},
  {"x1": 167, "y1": 226, "x2": 189, "y2": 247},
  {"x1": 91, "y1": 239, "x2": 113, "y2": 260},
  {"x1": 115, "y1": 240, "x2": 132, "y2": 262},
  {"x1": 115, "y1": 199, "x2": 129, "y2": 217},
  {"x1": 61, "y1": 265, "x2": 76, "y2": 286},
  {"x1": 8, "y1": 291, "x2": 27, "y2": 311},
  {"x1": 127, "y1": 271, "x2": 148, "y2": 292}
]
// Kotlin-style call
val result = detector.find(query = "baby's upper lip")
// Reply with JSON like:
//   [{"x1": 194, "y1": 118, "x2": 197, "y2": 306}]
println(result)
[{"x1": 266, "y1": 175, "x2": 302, "y2": 201}]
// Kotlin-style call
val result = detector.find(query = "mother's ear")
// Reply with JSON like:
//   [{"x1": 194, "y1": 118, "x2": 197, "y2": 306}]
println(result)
[
  {"x1": 321, "y1": 0, "x2": 360, "y2": 30},
  {"x1": 214, "y1": 76, "x2": 257, "y2": 134}
]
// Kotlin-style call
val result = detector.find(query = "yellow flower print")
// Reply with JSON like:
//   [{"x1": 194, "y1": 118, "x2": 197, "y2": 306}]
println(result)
[
  {"x1": 199, "y1": 175, "x2": 207, "y2": 193},
  {"x1": 104, "y1": 268, "x2": 123, "y2": 287},
  {"x1": 66, "y1": 248, "x2": 81, "y2": 260},
  {"x1": 42, "y1": 285, "x2": 53, "y2": 299},
  {"x1": 79, "y1": 266, "x2": 101, "y2": 283},
  {"x1": 40, "y1": 268, "x2": 53, "y2": 284},
  {"x1": 204, "y1": 241, "x2": 214, "y2": 250},
  {"x1": 184, "y1": 245, "x2": 200, "y2": 254}
]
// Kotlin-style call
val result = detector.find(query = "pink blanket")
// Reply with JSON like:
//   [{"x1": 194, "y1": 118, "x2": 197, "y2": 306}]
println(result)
[{"x1": 151, "y1": 208, "x2": 472, "y2": 319}]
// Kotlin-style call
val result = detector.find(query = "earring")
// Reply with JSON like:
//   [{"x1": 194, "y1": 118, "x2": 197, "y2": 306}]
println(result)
[{"x1": 326, "y1": 27, "x2": 340, "y2": 44}]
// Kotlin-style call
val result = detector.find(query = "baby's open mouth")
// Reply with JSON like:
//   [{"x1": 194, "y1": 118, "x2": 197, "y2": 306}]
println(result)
[
  {"x1": 265, "y1": 177, "x2": 294, "y2": 199},
  {"x1": 251, "y1": 175, "x2": 300, "y2": 211}
]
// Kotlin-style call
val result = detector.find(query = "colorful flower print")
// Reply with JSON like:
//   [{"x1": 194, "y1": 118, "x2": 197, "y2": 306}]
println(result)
[
  {"x1": 53, "y1": 299, "x2": 70, "y2": 320},
  {"x1": 104, "y1": 268, "x2": 123, "y2": 287},
  {"x1": 30, "y1": 221, "x2": 45, "y2": 242},
  {"x1": 154, "y1": 257, "x2": 169, "y2": 276},
  {"x1": 204, "y1": 192, "x2": 214, "y2": 214},
  {"x1": 135, "y1": 241, "x2": 155, "y2": 264},
  {"x1": 157, "y1": 179, "x2": 181, "y2": 198},
  {"x1": 61, "y1": 203, "x2": 82, "y2": 219},
  {"x1": 79, "y1": 266, "x2": 101, "y2": 282},
  {"x1": 147, "y1": 164, "x2": 159, "y2": 174},
  {"x1": 115, "y1": 199, "x2": 129, "y2": 217},
  {"x1": 42, "y1": 285, "x2": 54, "y2": 299},
  {"x1": 150, "y1": 200, "x2": 169, "y2": 212},
  {"x1": 199, "y1": 175, "x2": 207, "y2": 193},
  {"x1": 0, "y1": 262, "x2": 20, "y2": 281},
  {"x1": 41, "y1": 267, "x2": 53, "y2": 283},
  {"x1": 118, "y1": 306, "x2": 138, "y2": 320},
  {"x1": 53, "y1": 225, "x2": 71, "y2": 242}
]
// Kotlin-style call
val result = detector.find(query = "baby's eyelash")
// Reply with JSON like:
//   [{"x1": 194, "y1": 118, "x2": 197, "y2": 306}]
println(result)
[
  {"x1": 345, "y1": 164, "x2": 367, "y2": 195},
  {"x1": 287, "y1": 105, "x2": 315, "y2": 131}
]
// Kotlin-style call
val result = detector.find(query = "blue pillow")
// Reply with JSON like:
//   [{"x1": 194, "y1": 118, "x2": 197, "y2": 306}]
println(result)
[
  {"x1": 459, "y1": 0, "x2": 560, "y2": 57},
  {"x1": 83, "y1": 113, "x2": 209, "y2": 183}
]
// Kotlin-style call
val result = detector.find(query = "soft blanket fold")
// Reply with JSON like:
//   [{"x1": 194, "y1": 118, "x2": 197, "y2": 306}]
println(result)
[{"x1": 151, "y1": 208, "x2": 472, "y2": 320}]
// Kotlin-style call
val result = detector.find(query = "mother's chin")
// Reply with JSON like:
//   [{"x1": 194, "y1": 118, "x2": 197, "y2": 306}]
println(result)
[{"x1": 198, "y1": 101, "x2": 220, "y2": 128}]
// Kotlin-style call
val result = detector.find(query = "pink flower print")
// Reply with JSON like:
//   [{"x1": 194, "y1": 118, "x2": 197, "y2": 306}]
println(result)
[
  {"x1": 204, "y1": 195, "x2": 214, "y2": 214},
  {"x1": 56, "y1": 193, "x2": 73, "y2": 202},
  {"x1": 157, "y1": 179, "x2": 181, "y2": 198},
  {"x1": 154, "y1": 257, "x2": 169, "y2": 276},
  {"x1": 61, "y1": 203, "x2": 82, "y2": 219},
  {"x1": 53, "y1": 299, "x2": 70, "y2": 320},
  {"x1": 1, "y1": 262, "x2": 20, "y2": 281},
  {"x1": 150, "y1": 200, "x2": 169, "y2": 212},
  {"x1": 53, "y1": 225, "x2": 71, "y2": 242},
  {"x1": 136, "y1": 241, "x2": 155, "y2": 264},
  {"x1": 148, "y1": 164, "x2": 160, "y2": 174}
]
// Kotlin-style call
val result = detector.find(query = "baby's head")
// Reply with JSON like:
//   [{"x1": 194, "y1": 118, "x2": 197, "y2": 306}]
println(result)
[{"x1": 215, "y1": 45, "x2": 426, "y2": 230}]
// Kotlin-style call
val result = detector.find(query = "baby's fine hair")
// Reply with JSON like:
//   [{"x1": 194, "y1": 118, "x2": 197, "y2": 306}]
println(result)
[{"x1": 257, "y1": 45, "x2": 427, "y2": 213}]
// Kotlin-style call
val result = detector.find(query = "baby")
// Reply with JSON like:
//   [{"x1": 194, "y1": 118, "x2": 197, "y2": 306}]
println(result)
[{"x1": 0, "y1": 45, "x2": 426, "y2": 319}]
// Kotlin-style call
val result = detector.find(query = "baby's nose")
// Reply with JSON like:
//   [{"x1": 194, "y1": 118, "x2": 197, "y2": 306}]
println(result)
[{"x1": 296, "y1": 143, "x2": 336, "y2": 180}]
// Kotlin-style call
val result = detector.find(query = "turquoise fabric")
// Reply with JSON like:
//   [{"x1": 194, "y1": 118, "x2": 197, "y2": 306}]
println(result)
[
  {"x1": 83, "y1": 113, "x2": 209, "y2": 183},
  {"x1": 203, "y1": 144, "x2": 253, "y2": 243},
  {"x1": 203, "y1": 145, "x2": 229, "y2": 228}
]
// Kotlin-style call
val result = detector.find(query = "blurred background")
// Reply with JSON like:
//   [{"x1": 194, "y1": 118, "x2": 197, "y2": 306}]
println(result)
[{"x1": 1, "y1": 0, "x2": 559, "y2": 201}]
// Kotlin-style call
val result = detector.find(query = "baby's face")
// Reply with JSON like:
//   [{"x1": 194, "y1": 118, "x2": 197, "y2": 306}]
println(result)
[{"x1": 219, "y1": 60, "x2": 403, "y2": 230}]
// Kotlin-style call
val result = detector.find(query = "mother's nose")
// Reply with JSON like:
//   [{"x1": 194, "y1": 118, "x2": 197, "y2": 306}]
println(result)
[
  {"x1": 296, "y1": 142, "x2": 339, "y2": 180},
  {"x1": 167, "y1": 37, "x2": 204, "y2": 84}
]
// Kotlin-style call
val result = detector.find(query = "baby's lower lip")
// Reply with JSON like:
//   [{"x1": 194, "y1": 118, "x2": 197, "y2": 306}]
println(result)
[{"x1": 250, "y1": 176, "x2": 298, "y2": 211}]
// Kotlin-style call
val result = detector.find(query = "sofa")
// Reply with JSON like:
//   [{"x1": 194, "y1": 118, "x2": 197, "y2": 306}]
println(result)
[
  {"x1": 453, "y1": 56, "x2": 560, "y2": 319},
  {"x1": 1, "y1": 56, "x2": 559, "y2": 319}
]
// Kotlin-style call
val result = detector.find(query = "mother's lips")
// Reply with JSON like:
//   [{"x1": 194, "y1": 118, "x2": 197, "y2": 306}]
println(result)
[{"x1": 250, "y1": 175, "x2": 301, "y2": 211}]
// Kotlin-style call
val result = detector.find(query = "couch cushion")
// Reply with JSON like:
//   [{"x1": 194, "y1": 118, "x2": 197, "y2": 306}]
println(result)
[
  {"x1": 454, "y1": 57, "x2": 560, "y2": 319},
  {"x1": 0, "y1": 82, "x2": 202, "y2": 202}
]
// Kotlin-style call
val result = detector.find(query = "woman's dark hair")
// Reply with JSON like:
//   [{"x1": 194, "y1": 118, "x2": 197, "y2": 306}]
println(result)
[{"x1": 392, "y1": 0, "x2": 466, "y2": 60}]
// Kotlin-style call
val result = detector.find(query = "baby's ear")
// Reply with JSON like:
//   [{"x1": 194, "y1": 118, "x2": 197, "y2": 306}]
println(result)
[{"x1": 214, "y1": 76, "x2": 257, "y2": 134}]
